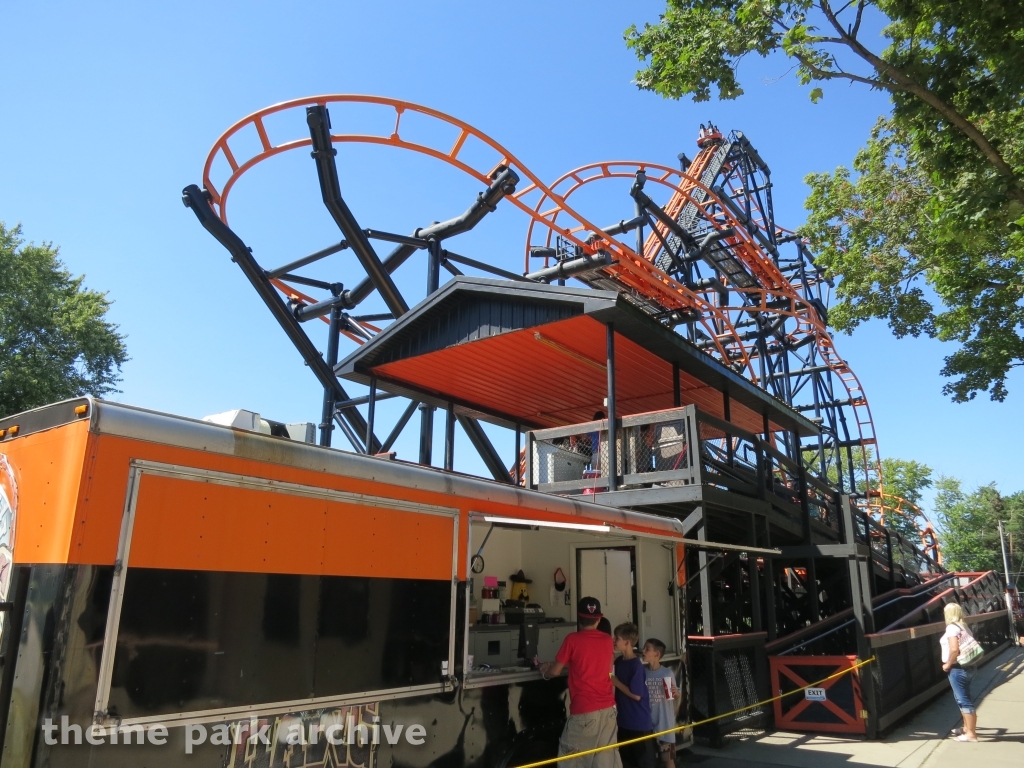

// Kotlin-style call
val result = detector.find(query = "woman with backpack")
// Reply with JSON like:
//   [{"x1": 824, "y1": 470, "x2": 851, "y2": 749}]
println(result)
[{"x1": 940, "y1": 603, "x2": 984, "y2": 742}]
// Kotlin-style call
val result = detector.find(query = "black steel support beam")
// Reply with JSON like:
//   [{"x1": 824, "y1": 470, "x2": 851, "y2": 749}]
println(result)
[
  {"x1": 600, "y1": 214, "x2": 644, "y2": 237},
  {"x1": 347, "y1": 242, "x2": 419, "y2": 307},
  {"x1": 795, "y1": 398, "x2": 853, "y2": 412},
  {"x1": 333, "y1": 411, "x2": 365, "y2": 454},
  {"x1": 267, "y1": 240, "x2": 348, "y2": 279},
  {"x1": 345, "y1": 169, "x2": 517, "y2": 310},
  {"x1": 842, "y1": 495, "x2": 878, "y2": 739},
  {"x1": 415, "y1": 167, "x2": 520, "y2": 241},
  {"x1": 320, "y1": 304, "x2": 343, "y2": 446},
  {"x1": 456, "y1": 414, "x2": 514, "y2": 485},
  {"x1": 306, "y1": 105, "x2": 409, "y2": 318},
  {"x1": 181, "y1": 185, "x2": 378, "y2": 452},
  {"x1": 749, "y1": 514, "x2": 763, "y2": 633},
  {"x1": 444, "y1": 250, "x2": 534, "y2": 282},
  {"x1": 769, "y1": 364, "x2": 832, "y2": 379},
  {"x1": 382, "y1": 399, "x2": 419, "y2": 454},
  {"x1": 761, "y1": 517, "x2": 778, "y2": 641},
  {"x1": 364, "y1": 229, "x2": 428, "y2": 248},
  {"x1": 526, "y1": 253, "x2": 613, "y2": 283},
  {"x1": 335, "y1": 391, "x2": 400, "y2": 409},
  {"x1": 366, "y1": 377, "x2": 377, "y2": 455}
]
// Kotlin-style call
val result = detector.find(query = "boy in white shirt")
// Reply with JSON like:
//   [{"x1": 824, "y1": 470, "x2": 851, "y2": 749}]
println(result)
[{"x1": 642, "y1": 638, "x2": 678, "y2": 768}]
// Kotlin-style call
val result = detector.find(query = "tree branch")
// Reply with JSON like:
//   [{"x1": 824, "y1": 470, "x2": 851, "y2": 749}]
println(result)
[
  {"x1": 851, "y1": 0, "x2": 866, "y2": 39},
  {"x1": 817, "y1": 1, "x2": 1024, "y2": 203},
  {"x1": 792, "y1": 51, "x2": 884, "y2": 90}
]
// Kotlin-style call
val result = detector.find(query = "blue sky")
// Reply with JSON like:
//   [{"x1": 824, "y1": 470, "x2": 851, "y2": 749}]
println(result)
[{"x1": 2, "y1": 1, "x2": 1020, "y2": 515}]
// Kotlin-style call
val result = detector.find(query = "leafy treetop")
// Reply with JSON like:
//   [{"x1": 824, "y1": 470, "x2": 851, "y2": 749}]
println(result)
[
  {"x1": 626, "y1": 2, "x2": 1024, "y2": 401},
  {"x1": 0, "y1": 222, "x2": 128, "y2": 418}
]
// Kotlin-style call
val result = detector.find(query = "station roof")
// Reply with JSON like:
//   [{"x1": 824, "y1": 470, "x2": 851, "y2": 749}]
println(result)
[{"x1": 335, "y1": 278, "x2": 817, "y2": 436}]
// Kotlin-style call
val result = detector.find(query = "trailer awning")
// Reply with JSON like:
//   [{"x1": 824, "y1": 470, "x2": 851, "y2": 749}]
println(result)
[{"x1": 335, "y1": 278, "x2": 818, "y2": 436}]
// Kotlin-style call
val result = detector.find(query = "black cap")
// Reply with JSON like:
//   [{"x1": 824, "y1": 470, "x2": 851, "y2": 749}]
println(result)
[{"x1": 577, "y1": 596, "x2": 603, "y2": 619}]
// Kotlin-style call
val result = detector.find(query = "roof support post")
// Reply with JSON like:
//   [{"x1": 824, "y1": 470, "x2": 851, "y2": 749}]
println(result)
[
  {"x1": 444, "y1": 402, "x2": 455, "y2": 471},
  {"x1": 419, "y1": 403, "x2": 434, "y2": 466},
  {"x1": 606, "y1": 322, "x2": 618, "y2": 492},
  {"x1": 697, "y1": 513, "x2": 714, "y2": 635},
  {"x1": 514, "y1": 424, "x2": 521, "y2": 485}
]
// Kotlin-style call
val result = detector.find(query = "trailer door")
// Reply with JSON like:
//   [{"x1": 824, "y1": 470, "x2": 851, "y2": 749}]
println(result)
[{"x1": 93, "y1": 461, "x2": 458, "y2": 728}]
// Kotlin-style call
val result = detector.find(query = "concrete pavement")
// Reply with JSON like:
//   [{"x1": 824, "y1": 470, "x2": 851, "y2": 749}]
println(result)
[{"x1": 679, "y1": 645, "x2": 1024, "y2": 768}]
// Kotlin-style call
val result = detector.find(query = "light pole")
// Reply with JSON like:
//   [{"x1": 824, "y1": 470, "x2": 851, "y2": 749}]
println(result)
[{"x1": 998, "y1": 520, "x2": 1019, "y2": 644}]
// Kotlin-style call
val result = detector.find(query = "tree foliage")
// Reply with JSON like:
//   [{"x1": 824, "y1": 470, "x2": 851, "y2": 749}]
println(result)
[
  {"x1": 803, "y1": 446, "x2": 932, "y2": 540},
  {"x1": 625, "y1": 2, "x2": 1024, "y2": 401},
  {"x1": 0, "y1": 223, "x2": 128, "y2": 418},
  {"x1": 935, "y1": 477, "x2": 1024, "y2": 577},
  {"x1": 803, "y1": 119, "x2": 1024, "y2": 401},
  {"x1": 879, "y1": 457, "x2": 932, "y2": 539}
]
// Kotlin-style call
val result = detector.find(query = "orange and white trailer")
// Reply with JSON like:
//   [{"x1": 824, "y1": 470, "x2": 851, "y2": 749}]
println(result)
[{"x1": 0, "y1": 397, "x2": 691, "y2": 767}]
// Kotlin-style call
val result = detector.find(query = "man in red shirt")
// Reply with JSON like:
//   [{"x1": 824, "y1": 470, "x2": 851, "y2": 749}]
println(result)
[{"x1": 539, "y1": 597, "x2": 621, "y2": 768}]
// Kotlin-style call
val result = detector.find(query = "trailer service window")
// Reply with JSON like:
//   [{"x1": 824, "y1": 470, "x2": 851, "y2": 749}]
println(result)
[
  {"x1": 465, "y1": 517, "x2": 681, "y2": 687},
  {"x1": 94, "y1": 464, "x2": 458, "y2": 725}
]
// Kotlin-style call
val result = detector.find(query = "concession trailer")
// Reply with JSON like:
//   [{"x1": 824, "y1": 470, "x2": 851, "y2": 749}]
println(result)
[{"x1": 0, "y1": 398, "x2": 689, "y2": 767}]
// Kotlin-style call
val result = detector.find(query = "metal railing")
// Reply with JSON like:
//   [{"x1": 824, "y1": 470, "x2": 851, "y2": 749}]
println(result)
[
  {"x1": 881, "y1": 571, "x2": 1006, "y2": 632},
  {"x1": 853, "y1": 513, "x2": 939, "y2": 587},
  {"x1": 525, "y1": 405, "x2": 838, "y2": 532},
  {"x1": 525, "y1": 408, "x2": 698, "y2": 494},
  {"x1": 688, "y1": 632, "x2": 770, "y2": 745},
  {"x1": 867, "y1": 609, "x2": 1013, "y2": 732}
]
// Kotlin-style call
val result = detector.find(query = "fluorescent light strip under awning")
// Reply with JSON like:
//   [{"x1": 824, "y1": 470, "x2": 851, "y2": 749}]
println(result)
[{"x1": 482, "y1": 515, "x2": 611, "y2": 533}]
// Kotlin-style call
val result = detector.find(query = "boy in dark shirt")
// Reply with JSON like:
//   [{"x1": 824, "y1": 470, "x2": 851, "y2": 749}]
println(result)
[{"x1": 613, "y1": 623, "x2": 654, "y2": 768}]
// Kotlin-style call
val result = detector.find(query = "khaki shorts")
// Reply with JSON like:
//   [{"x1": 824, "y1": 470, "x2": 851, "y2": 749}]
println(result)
[{"x1": 558, "y1": 706, "x2": 622, "y2": 768}]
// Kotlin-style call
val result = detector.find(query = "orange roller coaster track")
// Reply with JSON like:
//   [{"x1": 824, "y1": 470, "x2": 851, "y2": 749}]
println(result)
[
  {"x1": 189, "y1": 94, "x2": 936, "y2": 552},
  {"x1": 524, "y1": 161, "x2": 882, "y2": 506},
  {"x1": 200, "y1": 94, "x2": 751, "y2": 371}
]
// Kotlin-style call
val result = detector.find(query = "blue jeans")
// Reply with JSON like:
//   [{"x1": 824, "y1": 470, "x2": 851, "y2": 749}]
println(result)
[{"x1": 948, "y1": 667, "x2": 975, "y2": 714}]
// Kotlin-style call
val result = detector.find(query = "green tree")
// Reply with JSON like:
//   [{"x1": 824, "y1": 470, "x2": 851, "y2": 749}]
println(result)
[
  {"x1": 802, "y1": 445, "x2": 933, "y2": 540},
  {"x1": 879, "y1": 457, "x2": 932, "y2": 539},
  {"x1": 881, "y1": 457, "x2": 932, "y2": 509},
  {"x1": 802, "y1": 118, "x2": 1024, "y2": 402},
  {"x1": 625, "y1": 2, "x2": 1024, "y2": 401},
  {"x1": 0, "y1": 223, "x2": 128, "y2": 418},
  {"x1": 934, "y1": 477, "x2": 1024, "y2": 577}
]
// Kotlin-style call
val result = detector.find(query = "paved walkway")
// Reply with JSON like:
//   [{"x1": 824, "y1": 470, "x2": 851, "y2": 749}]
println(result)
[{"x1": 681, "y1": 645, "x2": 1024, "y2": 768}]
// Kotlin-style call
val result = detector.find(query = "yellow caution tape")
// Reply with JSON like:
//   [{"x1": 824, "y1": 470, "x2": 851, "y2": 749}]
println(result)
[{"x1": 512, "y1": 656, "x2": 876, "y2": 768}]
